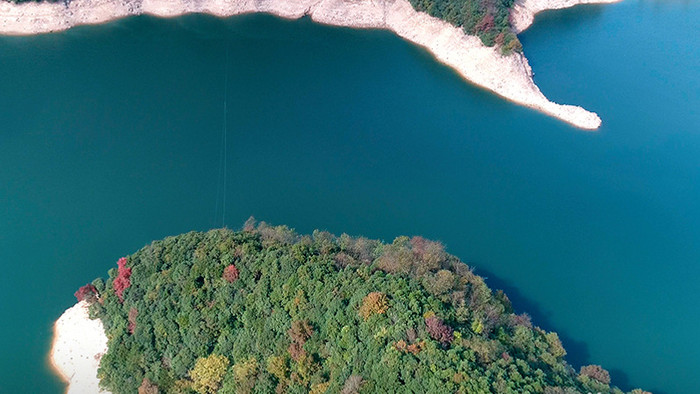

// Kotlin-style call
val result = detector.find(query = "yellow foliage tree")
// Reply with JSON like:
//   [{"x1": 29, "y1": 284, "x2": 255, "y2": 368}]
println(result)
[
  {"x1": 310, "y1": 381, "x2": 330, "y2": 394},
  {"x1": 359, "y1": 292, "x2": 389, "y2": 320},
  {"x1": 266, "y1": 355, "x2": 288, "y2": 382},
  {"x1": 233, "y1": 356, "x2": 259, "y2": 392},
  {"x1": 189, "y1": 354, "x2": 230, "y2": 394}
]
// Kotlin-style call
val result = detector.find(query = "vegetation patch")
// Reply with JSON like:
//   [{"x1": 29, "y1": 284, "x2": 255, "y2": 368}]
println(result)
[
  {"x1": 84, "y1": 220, "x2": 643, "y2": 393},
  {"x1": 408, "y1": 0, "x2": 523, "y2": 53}
]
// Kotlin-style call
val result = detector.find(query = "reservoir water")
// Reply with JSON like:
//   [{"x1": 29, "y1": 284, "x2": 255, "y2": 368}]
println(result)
[{"x1": 0, "y1": 1, "x2": 697, "y2": 392}]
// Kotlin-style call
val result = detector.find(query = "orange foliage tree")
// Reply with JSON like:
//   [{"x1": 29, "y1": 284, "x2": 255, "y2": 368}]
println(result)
[{"x1": 359, "y1": 292, "x2": 388, "y2": 320}]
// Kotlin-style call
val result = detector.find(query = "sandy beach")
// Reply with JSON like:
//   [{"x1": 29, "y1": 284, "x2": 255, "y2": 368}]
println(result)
[
  {"x1": 50, "y1": 301, "x2": 110, "y2": 394},
  {"x1": 0, "y1": 0, "x2": 621, "y2": 130}
]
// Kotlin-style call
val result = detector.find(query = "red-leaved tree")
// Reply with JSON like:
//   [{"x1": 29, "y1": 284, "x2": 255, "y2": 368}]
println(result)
[
  {"x1": 475, "y1": 14, "x2": 495, "y2": 33},
  {"x1": 287, "y1": 320, "x2": 313, "y2": 361},
  {"x1": 223, "y1": 264, "x2": 239, "y2": 283},
  {"x1": 288, "y1": 342, "x2": 305, "y2": 361},
  {"x1": 580, "y1": 365, "x2": 611, "y2": 385},
  {"x1": 74, "y1": 284, "x2": 98, "y2": 303},
  {"x1": 288, "y1": 320, "x2": 313, "y2": 345},
  {"x1": 113, "y1": 257, "x2": 132, "y2": 302},
  {"x1": 425, "y1": 315, "x2": 454, "y2": 346}
]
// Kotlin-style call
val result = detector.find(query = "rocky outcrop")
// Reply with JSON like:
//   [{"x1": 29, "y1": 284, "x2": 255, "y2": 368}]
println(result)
[{"x1": 1, "y1": 0, "x2": 618, "y2": 130}]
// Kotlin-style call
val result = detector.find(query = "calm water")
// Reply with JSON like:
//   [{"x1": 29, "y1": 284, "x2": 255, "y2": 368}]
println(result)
[{"x1": 0, "y1": 1, "x2": 697, "y2": 392}]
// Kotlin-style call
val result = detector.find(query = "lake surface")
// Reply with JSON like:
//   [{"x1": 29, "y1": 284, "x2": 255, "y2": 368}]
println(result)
[{"x1": 0, "y1": 1, "x2": 697, "y2": 392}]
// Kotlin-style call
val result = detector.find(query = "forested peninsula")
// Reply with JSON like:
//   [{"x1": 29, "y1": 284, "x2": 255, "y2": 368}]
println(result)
[
  {"x1": 0, "y1": 0, "x2": 620, "y2": 129},
  {"x1": 51, "y1": 222, "x2": 648, "y2": 393}
]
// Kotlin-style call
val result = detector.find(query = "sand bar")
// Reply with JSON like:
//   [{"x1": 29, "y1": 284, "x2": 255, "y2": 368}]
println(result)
[{"x1": 50, "y1": 301, "x2": 110, "y2": 394}]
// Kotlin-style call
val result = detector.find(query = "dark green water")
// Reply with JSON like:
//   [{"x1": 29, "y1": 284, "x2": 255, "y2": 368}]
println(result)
[{"x1": 0, "y1": 1, "x2": 697, "y2": 392}]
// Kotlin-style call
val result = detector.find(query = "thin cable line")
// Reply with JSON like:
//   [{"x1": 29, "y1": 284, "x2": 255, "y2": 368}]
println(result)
[{"x1": 222, "y1": 46, "x2": 229, "y2": 228}]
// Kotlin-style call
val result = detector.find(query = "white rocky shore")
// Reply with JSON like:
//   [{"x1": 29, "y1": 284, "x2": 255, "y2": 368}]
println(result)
[
  {"x1": 50, "y1": 301, "x2": 110, "y2": 394},
  {"x1": 1, "y1": 0, "x2": 620, "y2": 130}
]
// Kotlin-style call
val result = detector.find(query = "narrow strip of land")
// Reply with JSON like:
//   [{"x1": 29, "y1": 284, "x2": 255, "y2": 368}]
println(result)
[{"x1": 0, "y1": 0, "x2": 620, "y2": 129}]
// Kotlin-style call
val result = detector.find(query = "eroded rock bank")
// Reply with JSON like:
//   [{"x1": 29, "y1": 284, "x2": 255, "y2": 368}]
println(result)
[
  {"x1": 1, "y1": 0, "x2": 620, "y2": 129},
  {"x1": 50, "y1": 301, "x2": 110, "y2": 394}
]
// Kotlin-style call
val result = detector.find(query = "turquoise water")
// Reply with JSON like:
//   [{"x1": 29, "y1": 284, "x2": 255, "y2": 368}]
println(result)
[{"x1": 0, "y1": 1, "x2": 697, "y2": 392}]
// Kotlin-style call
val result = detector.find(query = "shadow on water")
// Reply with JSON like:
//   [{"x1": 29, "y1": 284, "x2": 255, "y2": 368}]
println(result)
[
  {"x1": 473, "y1": 266, "x2": 641, "y2": 393},
  {"x1": 519, "y1": 5, "x2": 607, "y2": 46}
]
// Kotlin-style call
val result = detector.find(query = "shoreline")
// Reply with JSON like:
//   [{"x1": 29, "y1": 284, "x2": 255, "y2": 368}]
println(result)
[
  {"x1": 48, "y1": 326, "x2": 70, "y2": 388},
  {"x1": 0, "y1": 0, "x2": 620, "y2": 130},
  {"x1": 50, "y1": 301, "x2": 110, "y2": 394},
  {"x1": 511, "y1": 0, "x2": 623, "y2": 33}
]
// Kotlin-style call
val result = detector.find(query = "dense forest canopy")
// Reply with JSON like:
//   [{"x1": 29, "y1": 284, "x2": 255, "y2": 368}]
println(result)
[
  {"x1": 81, "y1": 220, "x2": 647, "y2": 393},
  {"x1": 409, "y1": 0, "x2": 522, "y2": 53}
]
